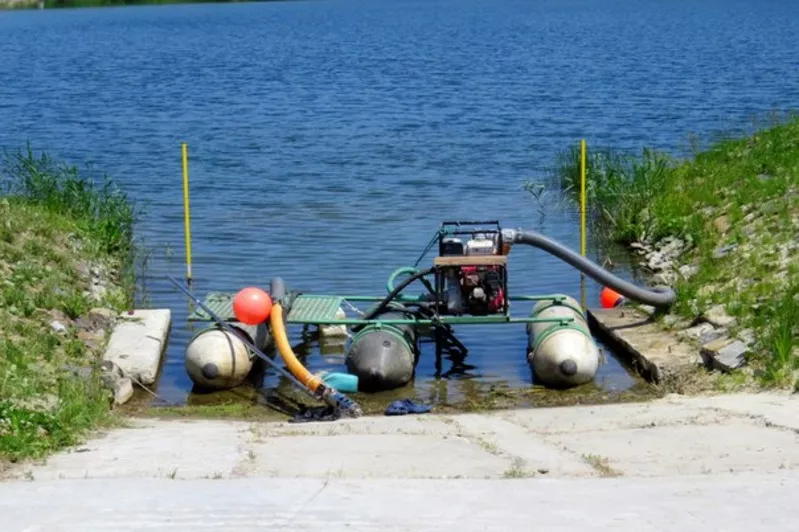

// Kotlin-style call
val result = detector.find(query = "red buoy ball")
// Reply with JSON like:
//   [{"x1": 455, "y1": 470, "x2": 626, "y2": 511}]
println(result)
[
  {"x1": 232, "y1": 287, "x2": 273, "y2": 325},
  {"x1": 600, "y1": 287, "x2": 626, "y2": 309}
]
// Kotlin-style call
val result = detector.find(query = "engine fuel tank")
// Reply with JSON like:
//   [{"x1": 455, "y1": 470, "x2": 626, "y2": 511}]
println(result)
[{"x1": 526, "y1": 296, "x2": 600, "y2": 388}]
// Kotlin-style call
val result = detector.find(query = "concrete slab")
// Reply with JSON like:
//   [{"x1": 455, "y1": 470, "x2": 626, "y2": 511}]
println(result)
[
  {"x1": 497, "y1": 400, "x2": 732, "y2": 434},
  {"x1": 2, "y1": 473, "x2": 799, "y2": 531},
  {"x1": 103, "y1": 309, "x2": 171, "y2": 385},
  {"x1": 587, "y1": 307, "x2": 698, "y2": 383},
  {"x1": 241, "y1": 433, "x2": 510, "y2": 479},
  {"x1": 7, "y1": 393, "x2": 799, "y2": 484},
  {"x1": 543, "y1": 419, "x2": 799, "y2": 477},
  {"x1": 9, "y1": 419, "x2": 250, "y2": 481},
  {"x1": 447, "y1": 413, "x2": 597, "y2": 477},
  {"x1": 256, "y1": 414, "x2": 456, "y2": 438},
  {"x1": 675, "y1": 392, "x2": 799, "y2": 432}
]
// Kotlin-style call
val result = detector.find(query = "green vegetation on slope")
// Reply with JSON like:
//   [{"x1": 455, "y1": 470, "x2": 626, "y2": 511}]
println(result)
[
  {"x1": 0, "y1": 148, "x2": 139, "y2": 463},
  {"x1": 551, "y1": 115, "x2": 799, "y2": 390}
]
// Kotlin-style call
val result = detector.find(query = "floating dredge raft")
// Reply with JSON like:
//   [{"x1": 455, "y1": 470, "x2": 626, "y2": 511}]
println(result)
[{"x1": 174, "y1": 221, "x2": 675, "y2": 419}]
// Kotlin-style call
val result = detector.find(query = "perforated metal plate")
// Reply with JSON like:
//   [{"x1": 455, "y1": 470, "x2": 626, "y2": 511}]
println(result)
[
  {"x1": 286, "y1": 295, "x2": 344, "y2": 324},
  {"x1": 187, "y1": 292, "x2": 236, "y2": 321},
  {"x1": 188, "y1": 292, "x2": 344, "y2": 324}
]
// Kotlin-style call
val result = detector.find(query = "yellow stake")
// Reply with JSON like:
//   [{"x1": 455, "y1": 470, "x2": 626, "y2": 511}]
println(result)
[
  {"x1": 181, "y1": 143, "x2": 193, "y2": 285},
  {"x1": 580, "y1": 139, "x2": 587, "y2": 257},
  {"x1": 580, "y1": 139, "x2": 587, "y2": 308}
]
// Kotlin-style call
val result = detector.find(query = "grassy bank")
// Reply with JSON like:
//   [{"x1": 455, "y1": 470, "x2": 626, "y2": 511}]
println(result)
[
  {"x1": 553, "y1": 115, "x2": 799, "y2": 390},
  {"x1": 0, "y1": 0, "x2": 39, "y2": 8},
  {"x1": 0, "y1": 148, "x2": 139, "y2": 464}
]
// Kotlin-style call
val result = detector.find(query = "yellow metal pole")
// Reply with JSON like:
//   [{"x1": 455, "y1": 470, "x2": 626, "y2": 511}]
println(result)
[
  {"x1": 580, "y1": 139, "x2": 587, "y2": 308},
  {"x1": 580, "y1": 139, "x2": 587, "y2": 257},
  {"x1": 181, "y1": 143, "x2": 193, "y2": 287}
]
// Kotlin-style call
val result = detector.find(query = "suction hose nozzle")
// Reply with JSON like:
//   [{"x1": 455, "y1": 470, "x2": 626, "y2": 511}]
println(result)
[
  {"x1": 269, "y1": 277, "x2": 363, "y2": 418},
  {"x1": 503, "y1": 229, "x2": 676, "y2": 309},
  {"x1": 321, "y1": 388, "x2": 363, "y2": 418}
]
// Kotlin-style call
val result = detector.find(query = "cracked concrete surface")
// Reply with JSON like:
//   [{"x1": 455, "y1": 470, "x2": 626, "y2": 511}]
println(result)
[
  {"x1": 5, "y1": 392, "x2": 799, "y2": 482},
  {"x1": 2, "y1": 392, "x2": 798, "y2": 530}
]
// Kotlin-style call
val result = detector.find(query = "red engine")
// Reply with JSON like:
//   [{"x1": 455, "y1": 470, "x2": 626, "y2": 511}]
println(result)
[{"x1": 458, "y1": 265, "x2": 505, "y2": 315}]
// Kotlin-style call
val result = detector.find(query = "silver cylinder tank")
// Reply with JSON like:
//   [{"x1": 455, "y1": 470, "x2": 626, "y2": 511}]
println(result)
[
  {"x1": 346, "y1": 303, "x2": 418, "y2": 392},
  {"x1": 185, "y1": 322, "x2": 272, "y2": 391},
  {"x1": 526, "y1": 295, "x2": 599, "y2": 388}
]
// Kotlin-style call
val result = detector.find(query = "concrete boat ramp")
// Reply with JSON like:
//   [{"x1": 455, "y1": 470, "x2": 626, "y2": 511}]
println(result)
[
  {"x1": 4, "y1": 306, "x2": 795, "y2": 530},
  {"x1": 2, "y1": 392, "x2": 799, "y2": 531}
]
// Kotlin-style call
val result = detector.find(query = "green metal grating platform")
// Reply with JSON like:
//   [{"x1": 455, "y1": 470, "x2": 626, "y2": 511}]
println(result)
[
  {"x1": 188, "y1": 292, "x2": 236, "y2": 321},
  {"x1": 285, "y1": 295, "x2": 344, "y2": 323},
  {"x1": 188, "y1": 293, "x2": 344, "y2": 324}
]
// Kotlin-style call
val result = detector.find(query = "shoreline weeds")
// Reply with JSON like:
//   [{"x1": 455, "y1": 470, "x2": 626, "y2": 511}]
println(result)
[
  {"x1": 552, "y1": 116, "x2": 799, "y2": 393},
  {"x1": 0, "y1": 149, "x2": 139, "y2": 464}
]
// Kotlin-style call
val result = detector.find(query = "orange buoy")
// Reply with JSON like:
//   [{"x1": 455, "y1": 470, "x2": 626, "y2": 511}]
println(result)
[
  {"x1": 232, "y1": 287, "x2": 273, "y2": 325},
  {"x1": 600, "y1": 287, "x2": 626, "y2": 309}
]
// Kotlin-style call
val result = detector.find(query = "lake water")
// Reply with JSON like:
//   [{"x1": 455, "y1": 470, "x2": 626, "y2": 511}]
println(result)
[{"x1": 1, "y1": 0, "x2": 797, "y2": 406}]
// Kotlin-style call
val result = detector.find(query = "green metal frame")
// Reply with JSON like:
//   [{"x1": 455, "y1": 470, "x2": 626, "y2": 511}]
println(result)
[
  {"x1": 185, "y1": 284, "x2": 582, "y2": 381},
  {"x1": 180, "y1": 221, "x2": 595, "y2": 382},
  {"x1": 187, "y1": 292, "x2": 578, "y2": 327}
]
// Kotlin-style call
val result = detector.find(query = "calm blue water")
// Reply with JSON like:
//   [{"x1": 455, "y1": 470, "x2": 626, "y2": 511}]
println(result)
[{"x1": 1, "y1": 0, "x2": 797, "y2": 405}]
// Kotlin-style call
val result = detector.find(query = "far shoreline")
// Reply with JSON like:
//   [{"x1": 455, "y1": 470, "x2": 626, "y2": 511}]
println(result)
[{"x1": 0, "y1": 0, "x2": 288, "y2": 11}]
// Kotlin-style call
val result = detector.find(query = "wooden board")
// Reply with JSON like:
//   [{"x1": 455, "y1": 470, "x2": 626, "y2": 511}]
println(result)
[{"x1": 433, "y1": 255, "x2": 507, "y2": 266}]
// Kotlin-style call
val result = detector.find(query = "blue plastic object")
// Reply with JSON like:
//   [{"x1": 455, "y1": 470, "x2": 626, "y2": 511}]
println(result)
[
  {"x1": 385, "y1": 399, "x2": 432, "y2": 416},
  {"x1": 320, "y1": 372, "x2": 359, "y2": 393}
]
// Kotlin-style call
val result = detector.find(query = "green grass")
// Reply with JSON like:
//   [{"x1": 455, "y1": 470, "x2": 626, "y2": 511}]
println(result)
[
  {"x1": 749, "y1": 286, "x2": 799, "y2": 388},
  {"x1": 0, "y1": 0, "x2": 39, "y2": 9},
  {"x1": 581, "y1": 454, "x2": 623, "y2": 478},
  {"x1": 549, "y1": 114, "x2": 799, "y2": 389},
  {"x1": 0, "y1": 148, "x2": 139, "y2": 463},
  {"x1": 2, "y1": 148, "x2": 137, "y2": 259}
]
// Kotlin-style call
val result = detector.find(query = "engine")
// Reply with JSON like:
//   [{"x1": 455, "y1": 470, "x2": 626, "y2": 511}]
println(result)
[
  {"x1": 439, "y1": 232, "x2": 507, "y2": 316},
  {"x1": 458, "y1": 265, "x2": 505, "y2": 315}
]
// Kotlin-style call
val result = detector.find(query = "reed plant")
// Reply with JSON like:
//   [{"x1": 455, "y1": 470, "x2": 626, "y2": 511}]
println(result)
[{"x1": 548, "y1": 114, "x2": 799, "y2": 390}]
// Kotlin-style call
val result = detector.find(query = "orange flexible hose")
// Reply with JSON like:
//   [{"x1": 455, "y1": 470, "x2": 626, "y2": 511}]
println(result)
[{"x1": 269, "y1": 303, "x2": 322, "y2": 393}]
